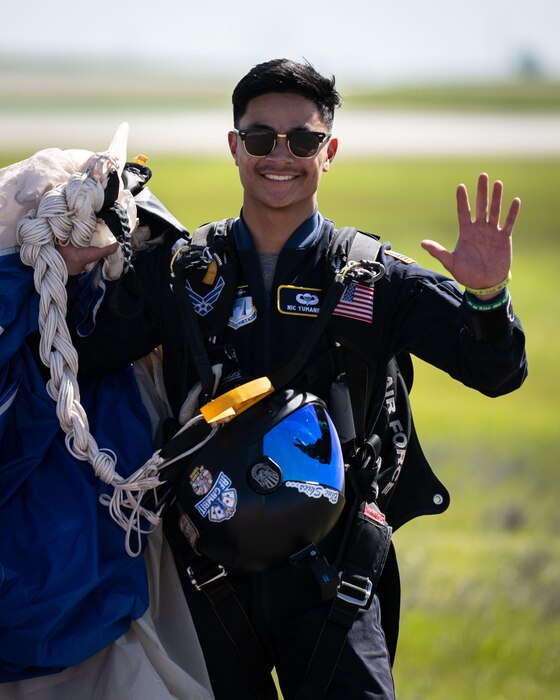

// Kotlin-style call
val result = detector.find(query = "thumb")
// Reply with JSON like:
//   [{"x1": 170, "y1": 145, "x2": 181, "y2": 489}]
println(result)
[
  {"x1": 92, "y1": 241, "x2": 119, "y2": 260},
  {"x1": 421, "y1": 239, "x2": 453, "y2": 272},
  {"x1": 78, "y1": 242, "x2": 119, "y2": 266},
  {"x1": 58, "y1": 241, "x2": 119, "y2": 276}
]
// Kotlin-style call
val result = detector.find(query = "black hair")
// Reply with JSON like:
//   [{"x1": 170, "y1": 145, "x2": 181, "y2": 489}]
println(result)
[{"x1": 232, "y1": 58, "x2": 342, "y2": 128}]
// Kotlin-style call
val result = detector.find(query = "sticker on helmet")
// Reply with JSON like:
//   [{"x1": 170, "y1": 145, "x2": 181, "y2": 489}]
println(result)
[
  {"x1": 285, "y1": 481, "x2": 340, "y2": 505},
  {"x1": 248, "y1": 459, "x2": 282, "y2": 494},
  {"x1": 194, "y1": 471, "x2": 238, "y2": 522},
  {"x1": 208, "y1": 488, "x2": 237, "y2": 522},
  {"x1": 189, "y1": 466, "x2": 213, "y2": 496}
]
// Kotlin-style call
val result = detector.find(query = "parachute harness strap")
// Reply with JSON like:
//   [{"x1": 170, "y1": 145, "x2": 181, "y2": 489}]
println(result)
[{"x1": 15, "y1": 151, "x2": 175, "y2": 557}]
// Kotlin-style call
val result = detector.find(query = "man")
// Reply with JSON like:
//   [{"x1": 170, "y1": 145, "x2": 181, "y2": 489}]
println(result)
[{"x1": 59, "y1": 59, "x2": 527, "y2": 699}]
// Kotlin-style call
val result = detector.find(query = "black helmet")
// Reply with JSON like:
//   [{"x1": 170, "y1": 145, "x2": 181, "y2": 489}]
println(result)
[{"x1": 173, "y1": 389, "x2": 345, "y2": 571}]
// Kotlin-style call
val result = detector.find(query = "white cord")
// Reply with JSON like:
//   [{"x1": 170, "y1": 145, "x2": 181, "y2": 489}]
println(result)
[
  {"x1": 101, "y1": 413, "x2": 220, "y2": 557},
  {"x1": 15, "y1": 146, "x2": 190, "y2": 556}
]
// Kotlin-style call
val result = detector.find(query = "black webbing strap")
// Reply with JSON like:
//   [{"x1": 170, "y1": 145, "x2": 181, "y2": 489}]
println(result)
[
  {"x1": 268, "y1": 276, "x2": 347, "y2": 391},
  {"x1": 170, "y1": 265, "x2": 216, "y2": 402},
  {"x1": 297, "y1": 503, "x2": 392, "y2": 700},
  {"x1": 270, "y1": 229, "x2": 382, "y2": 393},
  {"x1": 166, "y1": 518, "x2": 279, "y2": 700},
  {"x1": 326, "y1": 228, "x2": 384, "y2": 444}
]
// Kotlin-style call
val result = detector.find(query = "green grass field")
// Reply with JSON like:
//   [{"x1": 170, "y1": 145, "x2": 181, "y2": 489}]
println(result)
[
  {"x1": 1, "y1": 65, "x2": 559, "y2": 113},
  {"x1": 2, "y1": 148, "x2": 558, "y2": 698}
]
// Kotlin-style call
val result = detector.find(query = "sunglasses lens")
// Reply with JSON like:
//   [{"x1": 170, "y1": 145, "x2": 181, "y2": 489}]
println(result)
[
  {"x1": 238, "y1": 130, "x2": 328, "y2": 158},
  {"x1": 243, "y1": 131, "x2": 276, "y2": 156},
  {"x1": 288, "y1": 132, "x2": 323, "y2": 158}
]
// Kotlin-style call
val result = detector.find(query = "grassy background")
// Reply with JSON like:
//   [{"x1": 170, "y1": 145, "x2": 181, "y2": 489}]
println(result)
[
  {"x1": 2, "y1": 111, "x2": 558, "y2": 696},
  {"x1": 1, "y1": 64, "x2": 559, "y2": 113}
]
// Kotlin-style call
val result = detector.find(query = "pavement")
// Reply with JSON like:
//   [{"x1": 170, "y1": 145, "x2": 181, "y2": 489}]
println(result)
[{"x1": 0, "y1": 109, "x2": 559, "y2": 157}]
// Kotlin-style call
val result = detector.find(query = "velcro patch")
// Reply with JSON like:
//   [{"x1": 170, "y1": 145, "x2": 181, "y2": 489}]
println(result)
[
  {"x1": 385, "y1": 250, "x2": 416, "y2": 265},
  {"x1": 278, "y1": 285, "x2": 323, "y2": 317}
]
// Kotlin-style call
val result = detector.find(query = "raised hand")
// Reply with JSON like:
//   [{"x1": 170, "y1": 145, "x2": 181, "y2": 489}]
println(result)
[{"x1": 421, "y1": 173, "x2": 521, "y2": 298}]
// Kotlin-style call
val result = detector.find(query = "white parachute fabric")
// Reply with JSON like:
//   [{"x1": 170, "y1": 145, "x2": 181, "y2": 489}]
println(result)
[
  {"x1": 0, "y1": 122, "x2": 134, "y2": 279},
  {"x1": 0, "y1": 147, "x2": 92, "y2": 250}
]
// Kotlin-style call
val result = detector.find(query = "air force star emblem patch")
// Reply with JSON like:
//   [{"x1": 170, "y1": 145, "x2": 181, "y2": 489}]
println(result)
[{"x1": 185, "y1": 276, "x2": 225, "y2": 316}]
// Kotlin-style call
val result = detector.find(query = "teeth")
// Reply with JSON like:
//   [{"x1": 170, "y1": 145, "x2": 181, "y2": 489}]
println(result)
[{"x1": 263, "y1": 174, "x2": 296, "y2": 181}]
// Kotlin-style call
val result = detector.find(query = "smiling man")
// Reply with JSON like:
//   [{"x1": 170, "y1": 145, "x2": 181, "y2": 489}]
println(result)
[
  {"x1": 56, "y1": 58, "x2": 527, "y2": 700},
  {"x1": 228, "y1": 90, "x2": 338, "y2": 253},
  {"x1": 160, "y1": 59, "x2": 526, "y2": 700}
]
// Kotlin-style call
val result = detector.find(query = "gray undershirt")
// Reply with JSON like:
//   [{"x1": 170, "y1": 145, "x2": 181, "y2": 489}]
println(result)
[{"x1": 259, "y1": 253, "x2": 279, "y2": 303}]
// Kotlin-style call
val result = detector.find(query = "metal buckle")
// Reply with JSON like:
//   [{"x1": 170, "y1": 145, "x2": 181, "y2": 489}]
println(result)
[
  {"x1": 336, "y1": 573, "x2": 373, "y2": 607},
  {"x1": 187, "y1": 564, "x2": 227, "y2": 592},
  {"x1": 345, "y1": 260, "x2": 385, "y2": 286}
]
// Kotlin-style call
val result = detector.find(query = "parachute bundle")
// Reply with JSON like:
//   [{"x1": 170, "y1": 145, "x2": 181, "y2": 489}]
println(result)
[
  {"x1": 0, "y1": 124, "x2": 179, "y2": 556},
  {"x1": 0, "y1": 123, "x2": 229, "y2": 680}
]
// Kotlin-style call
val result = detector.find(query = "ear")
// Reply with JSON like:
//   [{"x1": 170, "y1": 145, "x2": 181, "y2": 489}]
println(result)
[
  {"x1": 322, "y1": 137, "x2": 338, "y2": 172},
  {"x1": 228, "y1": 131, "x2": 239, "y2": 164}
]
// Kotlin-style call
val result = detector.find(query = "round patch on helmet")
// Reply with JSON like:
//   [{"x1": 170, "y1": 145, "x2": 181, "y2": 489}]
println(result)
[
  {"x1": 189, "y1": 465, "x2": 213, "y2": 496},
  {"x1": 248, "y1": 457, "x2": 282, "y2": 494}
]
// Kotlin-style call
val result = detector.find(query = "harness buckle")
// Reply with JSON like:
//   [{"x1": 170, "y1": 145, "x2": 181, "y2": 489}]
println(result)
[
  {"x1": 187, "y1": 564, "x2": 227, "y2": 591},
  {"x1": 336, "y1": 573, "x2": 373, "y2": 607}
]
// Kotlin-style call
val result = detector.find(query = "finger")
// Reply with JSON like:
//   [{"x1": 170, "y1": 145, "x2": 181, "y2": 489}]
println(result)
[
  {"x1": 475, "y1": 172, "x2": 489, "y2": 222},
  {"x1": 83, "y1": 242, "x2": 118, "y2": 264},
  {"x1": 456, "y1": 184, "x2": 472, "y2": 229},
  {"x1": 421, "y1": 239, "x2": 454, "y2": 273},
  {"x1": 98, "y1": 242, "x2": 119, "y2": 257},
  {"x1": 501, "y1": 197, "x2": 521, "y2": 236},
  {"x1": 488, "y1": 180, "x2": 503, "y2": 228}
]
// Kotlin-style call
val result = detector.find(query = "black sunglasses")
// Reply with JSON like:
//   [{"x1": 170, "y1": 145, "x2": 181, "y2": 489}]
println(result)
[{"x1": 233, "y1": 128, "x2": 332, "y2": 158}]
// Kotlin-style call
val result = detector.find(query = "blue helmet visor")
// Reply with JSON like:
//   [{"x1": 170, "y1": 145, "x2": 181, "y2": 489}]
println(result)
[{"x1": 262, "y1": 403, "x2": 345, "y2": 492}]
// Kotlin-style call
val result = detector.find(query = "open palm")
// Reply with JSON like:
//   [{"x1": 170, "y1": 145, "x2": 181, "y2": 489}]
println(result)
[{"x1": 421, "y1": 173, "x2": 521, "y2": 294}]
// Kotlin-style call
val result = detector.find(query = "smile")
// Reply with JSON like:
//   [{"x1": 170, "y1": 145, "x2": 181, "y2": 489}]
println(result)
[{"x1": 262, "y1": 174, "x2": 297, "y2": 181}]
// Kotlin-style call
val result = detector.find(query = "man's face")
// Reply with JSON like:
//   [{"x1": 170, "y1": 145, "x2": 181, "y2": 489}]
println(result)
[{"x1": 228, "y1": 92, "x2": 338, "y2": 217}]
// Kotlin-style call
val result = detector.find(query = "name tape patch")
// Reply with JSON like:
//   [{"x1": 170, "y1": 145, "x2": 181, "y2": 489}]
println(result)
[{"x1": 278, "y1": 285, "x2": 323, "y2": 317}]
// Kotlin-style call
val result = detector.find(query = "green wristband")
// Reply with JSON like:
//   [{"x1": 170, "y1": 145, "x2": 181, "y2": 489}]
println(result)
[{"x1": 464, "y1": 289, "x2": 510, "y2": 312}]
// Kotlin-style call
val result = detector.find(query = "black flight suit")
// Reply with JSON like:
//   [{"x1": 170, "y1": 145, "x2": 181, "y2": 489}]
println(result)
[{"x1": 70, "y1": 210, "x2": 527, "y2": 699}]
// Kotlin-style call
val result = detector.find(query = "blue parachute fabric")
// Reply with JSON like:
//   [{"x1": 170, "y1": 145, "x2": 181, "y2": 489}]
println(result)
[
  {"x1": 74, "y1": 262, "x2": 108, "y2": 338},
  {"x1": 0, "y1": 250, "x2": 153, "y2": 681},
  {"x1": 0, "y1": 249, "x2": 39, "y2": 369}
]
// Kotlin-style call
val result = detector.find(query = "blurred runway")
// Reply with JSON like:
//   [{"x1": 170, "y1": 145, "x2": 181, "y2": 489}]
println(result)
[{"x1": 0, "y1": 109, "x2": 559, "y2": 156}]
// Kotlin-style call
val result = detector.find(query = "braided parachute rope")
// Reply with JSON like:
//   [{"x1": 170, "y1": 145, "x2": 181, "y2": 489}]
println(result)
[{"x1": 13, "y1": 123, "x2": 211, "y2": 556}]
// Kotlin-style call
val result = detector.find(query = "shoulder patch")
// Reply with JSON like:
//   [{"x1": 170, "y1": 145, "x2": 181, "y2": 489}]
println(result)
[
  {"x1": 228, "y1": 285, "x2": 257, "y2": 329},
  {"x1": 384, "y1": 250, "x2": 416, "y2": 265}
]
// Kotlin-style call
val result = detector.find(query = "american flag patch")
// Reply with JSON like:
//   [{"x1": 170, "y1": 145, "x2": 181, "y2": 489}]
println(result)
[
  {"x1": 385, "y1": 250, "x2": 416, "y2": 265},
  {"x1": 333, "y1": 283, "x2": 374, "y2": 323}
]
